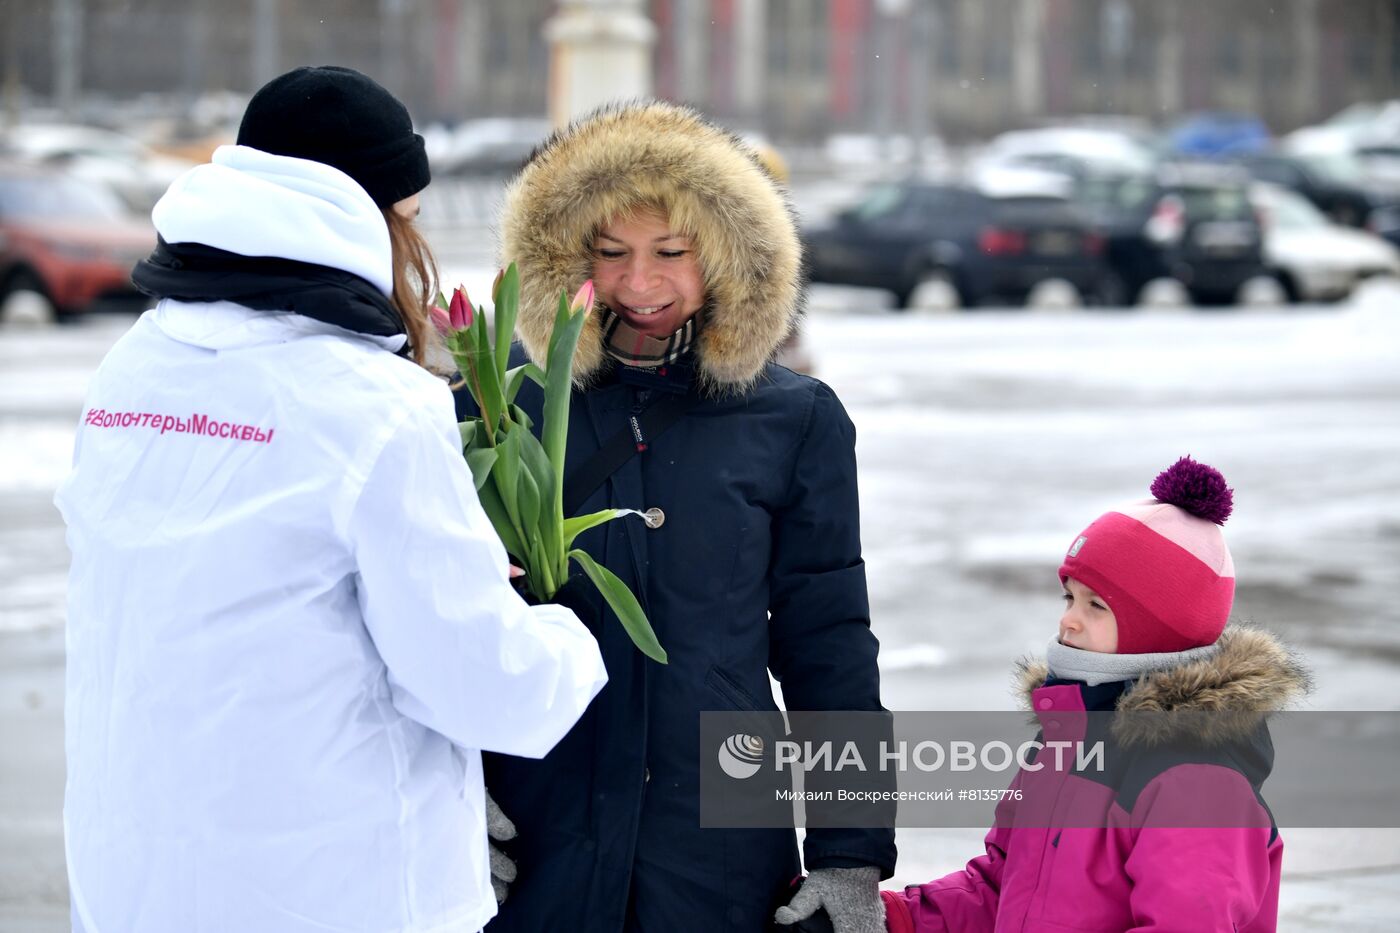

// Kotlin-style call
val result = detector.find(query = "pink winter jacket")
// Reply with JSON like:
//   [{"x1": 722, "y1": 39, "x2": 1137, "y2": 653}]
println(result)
[{"x1": 882, "y1": 627, "x2": 1308, "y2": 933}]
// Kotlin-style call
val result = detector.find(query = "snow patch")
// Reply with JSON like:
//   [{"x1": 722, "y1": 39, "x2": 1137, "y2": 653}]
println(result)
[
  {"x1": 0, "y1": 422, "x2": 75, "y2": 494},
  {"x1": 880, "y1": 643, "x2": 950, "y2": 671}
]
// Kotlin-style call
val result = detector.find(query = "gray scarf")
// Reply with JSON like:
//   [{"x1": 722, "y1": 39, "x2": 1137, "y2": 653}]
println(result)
[{"x1": 1046, "y1": 639, "x2": 1222, "y2": 686}]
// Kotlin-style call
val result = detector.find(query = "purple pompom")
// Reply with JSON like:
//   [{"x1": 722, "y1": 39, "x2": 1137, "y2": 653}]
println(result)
[{"x1": 1150, "y1": 456, "x2": 1234, "y2": 524}]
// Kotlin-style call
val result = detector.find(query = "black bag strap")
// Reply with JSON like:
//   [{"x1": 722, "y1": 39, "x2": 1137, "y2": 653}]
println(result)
[{"x1": 563, "y1": 393, "x2": 698, "y2": 516}]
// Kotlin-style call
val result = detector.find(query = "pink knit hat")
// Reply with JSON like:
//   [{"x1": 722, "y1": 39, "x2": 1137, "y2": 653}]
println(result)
[{"x1": 1059, "y1": 456, "x2": 1236, "y2": 654}]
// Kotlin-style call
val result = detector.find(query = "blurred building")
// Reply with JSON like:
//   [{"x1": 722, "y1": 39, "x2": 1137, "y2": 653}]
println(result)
[
  {"x1": 2, "y1": 0, "x2": 553, "y2": 126},
  {"x1": 2, "y1": 0, "x2": 1398, "y2": 140},
  {"x1": 661, "y1": 0, "x2": 1400, "y2": 141}
]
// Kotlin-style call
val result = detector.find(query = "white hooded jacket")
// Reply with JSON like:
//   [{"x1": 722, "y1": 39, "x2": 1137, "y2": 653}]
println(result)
[{"x1": 54, "y1": 146, "x2": 607, "y2": 933}]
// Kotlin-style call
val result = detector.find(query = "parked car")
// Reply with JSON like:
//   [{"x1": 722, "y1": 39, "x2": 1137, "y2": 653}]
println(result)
[
  {"x1": 978, "y1": 126, "x2": 1158, "y2": 178},
  {"x1": 1249, "y1": 182, "x2": 1400, "y2": 303},
  {"x1": 803, "y1": 179, "x2": 1106, "y2": 309},
  {"x1": 1230, "y1": 151, "x2": 1393, "y2": 227},
  {"x1": 1283, "y1": 108, "x2": 1400, "y2": 198},
  {"x1": 1167, "y1": 112, "x2": 1271, "y2": 157},
  {"x1": 0, "y1": 161, "x2": 155, "y2": 319},
  {"x1": 0, "y1": 123, "x2": 194, "y2": 213},
  {"x1": 1076, "y1": 163, "x2": 1266, "y2": 305},
  {"x1": 1367, "y1": 203, "x2": 1400, "y2": 249},
  {"x1": 422, "y1": 117, "x2": 552, "y2": 175},
  {"x1": 1289, "y1": 100, "x2": 1400, "y2": 153}
]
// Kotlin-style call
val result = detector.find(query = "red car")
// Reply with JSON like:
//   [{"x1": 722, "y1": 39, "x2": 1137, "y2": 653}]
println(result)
[{"x1": 1, "y1": 161, "x2": 155, "y2": 319}]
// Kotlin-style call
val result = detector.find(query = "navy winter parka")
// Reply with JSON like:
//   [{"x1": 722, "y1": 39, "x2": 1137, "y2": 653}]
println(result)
[
  {"x1": 458, "y1": 356, "x2": 892, "y2": 931},
  {"x1": 459, "y1": 101, "x2": 896, "y2": 932}
]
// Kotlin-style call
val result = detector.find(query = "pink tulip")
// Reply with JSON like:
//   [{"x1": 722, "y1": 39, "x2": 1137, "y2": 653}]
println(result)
[
  {"x1": 569, "y1": 279, "x2": 596, "y2": 315},
  {"x1": 449, "y1": 286, "x2": 474, "y2": 331},
  {"x1": 428, "y1": 304, "x2": 453, "y2": 337}
]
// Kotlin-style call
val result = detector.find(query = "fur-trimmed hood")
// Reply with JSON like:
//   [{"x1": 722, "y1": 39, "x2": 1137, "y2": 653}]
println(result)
[
  {"x1": 1016, "y1": 625, "x2": 1313, "y2": 746},
  {"x1": 498, "y1": 101, "x2": 802, "y2": 394}
]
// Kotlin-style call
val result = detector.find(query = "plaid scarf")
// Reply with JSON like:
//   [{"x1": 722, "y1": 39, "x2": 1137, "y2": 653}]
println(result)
[{"x1": 601, "y1": 308, "x2": 698, "y2": 368}]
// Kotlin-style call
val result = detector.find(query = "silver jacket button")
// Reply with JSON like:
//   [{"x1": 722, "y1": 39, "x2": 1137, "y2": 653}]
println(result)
[{"x1": 643, "y1": 507, "x2": 665, "y2": 529}]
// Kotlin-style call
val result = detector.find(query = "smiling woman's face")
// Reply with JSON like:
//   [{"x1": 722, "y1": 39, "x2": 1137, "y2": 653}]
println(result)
[{"x1": 591, "y1": 207, "x2": 706, "y2": 339}]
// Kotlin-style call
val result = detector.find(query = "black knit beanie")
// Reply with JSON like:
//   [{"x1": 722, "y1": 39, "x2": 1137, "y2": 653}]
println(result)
[{"x1": 236, "y1": 65, "x2": 430, "y2": 208}]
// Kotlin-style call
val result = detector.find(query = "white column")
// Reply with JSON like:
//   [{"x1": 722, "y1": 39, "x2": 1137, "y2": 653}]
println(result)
[
  {"x1": 53, "y1": 0, "x2": 82, "y2": 116},
  {"x1": 1378, "y1": 1, "x2": 1394, "y2": 93},
  {"x1": 457, "y1": 0, "x2": 489, "y2": 114},
  {"x1": 3, "y1": 2, "x2": 21, "y2": 128},
  {"x1": 875, "y1": 0, "x2": 909, "y2": 157},
  {"x1": 379, "y1": 0, "x2": 407, "y2": 95},
  {"x1": 252, "y1": 0, "x2": 280, "y2": 89},
  {"x1": 908, "y1": 0, "x2": 934, "y2": 159},
  {"x1": 1156, "y1": 0, "x2": 1182, "y2": 117},
  {"x1": 1294, "y1": 0, "x2": 1319, "y2": 125},
  {"x1": 1013, "y1": 0, "x2": 1045, "y2": 118},
  {"x1": 733, "y1": 0, "x2": 766, "y2": 120},
  {"x1": 1101, "y1": 0, "x2": 1133, "y2": 112},
  {"x1": 181, "y1": 0, "x2": 211, "y2": 124},
  {"x1": 544, "y1": 0, "x2": 657, "y2": 128},
  {"x1": 672, "y1": 0, "x2": 709, "y2": 106}
]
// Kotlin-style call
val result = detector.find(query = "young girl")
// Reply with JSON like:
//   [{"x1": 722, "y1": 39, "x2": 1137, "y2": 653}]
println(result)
[{"x1": 881, "y1": 456, "x2": 1309, "y2": 933}]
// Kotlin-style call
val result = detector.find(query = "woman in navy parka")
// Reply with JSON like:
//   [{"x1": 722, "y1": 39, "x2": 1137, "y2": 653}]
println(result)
[{"x1": 462, "y1": 102, "x2": 896, "y2": 932}]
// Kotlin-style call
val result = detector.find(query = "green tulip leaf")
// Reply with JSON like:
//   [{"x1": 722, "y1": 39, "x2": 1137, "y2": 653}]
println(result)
[
  {"x1": 517, "y1": 453, "x2": 541, "y2": 533},
  {"x1": 562, "y1": 509, "x2": 624, "y2": 548},
  {"x1": 543, "y1": 299, "x2": 586, "y2": 508},
  {"x1": 458, "y1": 420, "x2": 479, "y2": 452},
  {"x1": 528, "y1": 527, "x2": 556, "y2": 597},
  {"x1": 518, "y1": 431, "x2": 561, "y2": 574},
  {"x1": 508, "y1": 404, "x2": 534, "y2": 432},
  {"x1": 492, "y1": 426, "x2": 523, "y2": 530},
  {"x1": 569, "y1": 549, "x2": 666, "y2": 664},
  {"x1": 494, "y1": 264, "x2": 521, "y2": 382},
  {"x1": 504, "y1": 363, "x2": 546, "y2": 405},
  {"x1": 465, "y1": 447, "x2": 498, "y2": 491},
  {"x1": 475, "y1": 479, "x2": 524, "y2": 560}
]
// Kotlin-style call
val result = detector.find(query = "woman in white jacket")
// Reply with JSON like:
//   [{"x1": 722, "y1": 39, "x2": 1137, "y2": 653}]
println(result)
[{"x1": 53, "y1": 66, "x2": 606, "y2": 933}]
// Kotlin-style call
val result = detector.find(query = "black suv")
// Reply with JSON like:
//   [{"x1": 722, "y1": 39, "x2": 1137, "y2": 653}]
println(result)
[
  {"x1": 1077, "y1": 164, "x2": 1265, "y2": 305},
  {"x1": 1229, "y1": 152, "x2": 1388, "y2": 228},
  {"x1": 803, "y1": 181, "x2": 1106, "y2": 309}
]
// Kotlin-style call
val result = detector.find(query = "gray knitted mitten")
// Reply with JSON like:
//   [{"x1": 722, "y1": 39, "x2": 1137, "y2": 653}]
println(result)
[
  {"x1": 485, "y1": 792, "x2": 517, "y2": 905},
  {"x1": 773, "y1": 866, "x2": 884, "y2": 933}
]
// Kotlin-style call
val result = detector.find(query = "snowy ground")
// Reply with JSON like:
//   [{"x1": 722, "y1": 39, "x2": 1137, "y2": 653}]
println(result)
[{"x1": 2, "y1": 278, "x2": 1399, "y2": 930}]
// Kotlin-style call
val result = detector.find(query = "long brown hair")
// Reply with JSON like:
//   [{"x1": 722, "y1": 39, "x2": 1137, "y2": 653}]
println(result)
[{"x1": 383, "y1": 207, "x2": 439, "y2": 368}]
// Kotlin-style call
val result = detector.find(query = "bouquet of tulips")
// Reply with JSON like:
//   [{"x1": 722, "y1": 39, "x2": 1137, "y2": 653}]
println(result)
[{"x1": 431, "y1": 264, "x2": 667, "y2": 664}]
